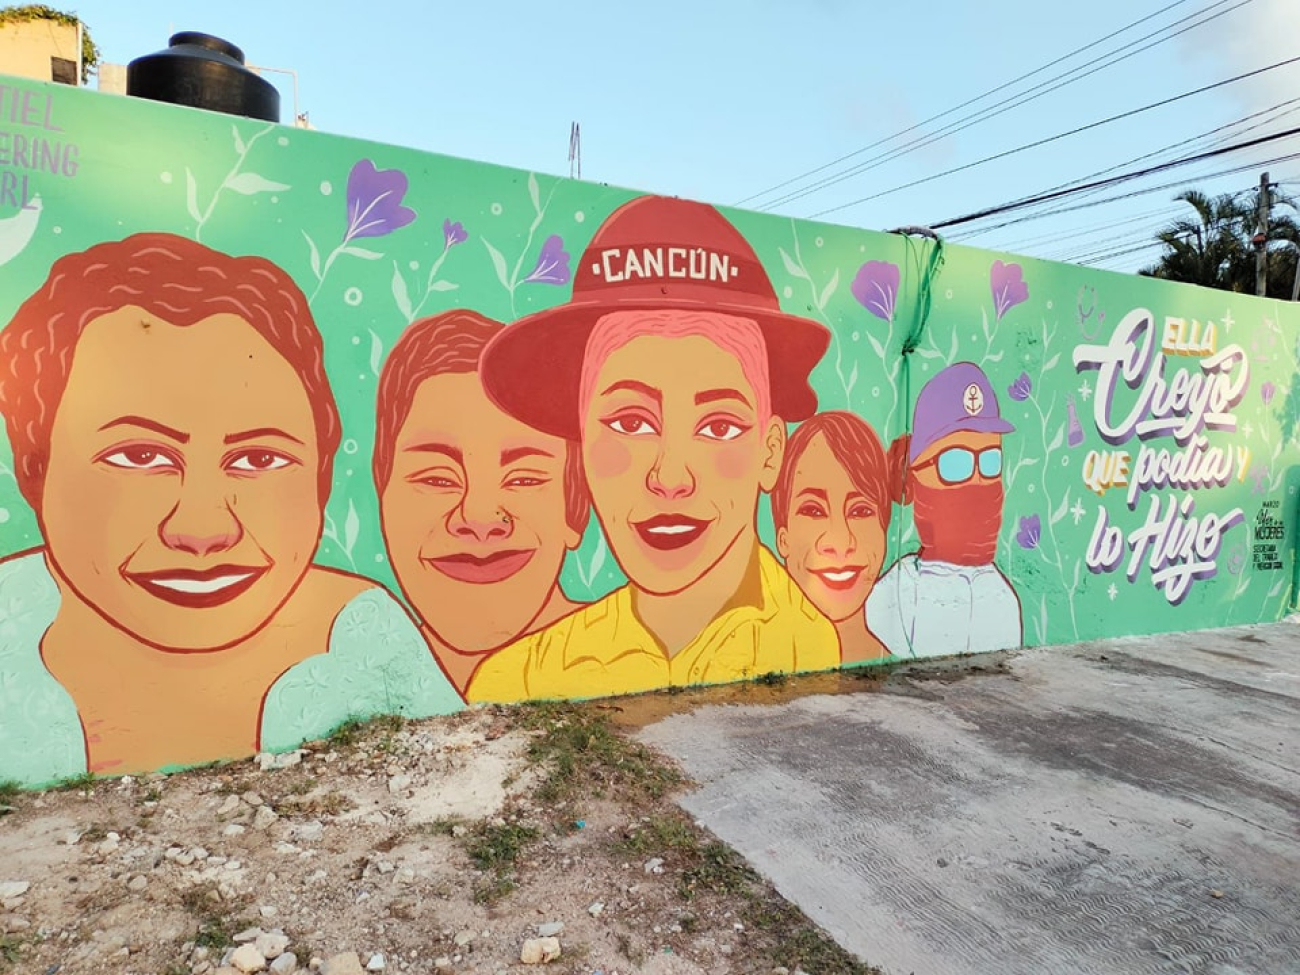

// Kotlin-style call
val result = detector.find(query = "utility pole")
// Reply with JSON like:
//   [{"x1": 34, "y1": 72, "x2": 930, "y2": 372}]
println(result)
[
  {"x1": 1255, "y1": 171, "x2": 1270, "y2": 297},
  {"x1": 568, "y1": 122, "x2": 581, "y2": 180}
]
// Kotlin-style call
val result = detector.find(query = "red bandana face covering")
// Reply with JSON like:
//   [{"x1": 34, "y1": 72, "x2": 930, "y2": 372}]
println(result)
[{"x1": 911, "y1": 478, "x2": 1004, "y2": 566}]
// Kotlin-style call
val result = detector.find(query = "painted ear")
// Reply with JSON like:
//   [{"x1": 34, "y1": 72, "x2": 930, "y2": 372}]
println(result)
[
  {"x1": 888, "y1": 434, "x2": 913, "y2": 506},
  {"x1": 759, "y1": 417, "x2": 787, "y2": 493},
  {"x1": 776, "y1": 526, "x2": 790, "y2": 560}
]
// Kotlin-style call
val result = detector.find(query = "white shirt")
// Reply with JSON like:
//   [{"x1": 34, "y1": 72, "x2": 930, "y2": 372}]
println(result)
[{"x1": 866, "y1": 554, "x2": 1023, "y2": 659}]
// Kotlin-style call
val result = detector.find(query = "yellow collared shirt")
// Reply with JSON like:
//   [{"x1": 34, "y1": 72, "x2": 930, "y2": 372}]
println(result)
[{"x1": 467, "y1": 546, "x2": 839, "y2": 703}]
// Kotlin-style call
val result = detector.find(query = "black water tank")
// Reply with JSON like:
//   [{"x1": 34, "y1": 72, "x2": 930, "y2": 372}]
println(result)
[{"x1": 127, "y1": 33, "x2": 280, "y2": 123}]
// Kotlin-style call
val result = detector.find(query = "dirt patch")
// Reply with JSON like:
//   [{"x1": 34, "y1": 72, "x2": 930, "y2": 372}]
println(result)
[{"x1": 0, "y1": 701, "x2": 880, "y2": 975}]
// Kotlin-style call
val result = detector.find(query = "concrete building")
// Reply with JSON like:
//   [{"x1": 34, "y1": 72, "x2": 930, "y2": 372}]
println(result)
[{"x1": 0, "y1": 16, "x2": 82, "y2": 85}]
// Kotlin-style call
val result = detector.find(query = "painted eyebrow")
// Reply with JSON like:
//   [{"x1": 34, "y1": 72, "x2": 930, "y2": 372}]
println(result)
[
  {"x1": 599, "y1": 379, "x2": 662, "y2": 404},
  {"x1": 98, "y1": 415, "x2": 190, "y2": 443},
  {"x1": 796, "y1": 487, "x2": 829, "y2": 502},
  {"x1": 501, "y1": 445, "x2": 556, "y2": 465},
  {"x1": 224, "y1": 427, "x2": 305, "y2": 446},
  {"x1": 695, "y1": 387, "x2": 752, "y2": 408},
  {"x1": 403, "y1": 441, "x2": 464, "y2": 465}
]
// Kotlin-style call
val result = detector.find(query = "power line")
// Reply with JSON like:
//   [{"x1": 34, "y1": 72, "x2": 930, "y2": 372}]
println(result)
[
  {"x1": 809, "y1": 54, "x2": 1300, "y2": 220},
  {"x1": 755, "y1": 0, "x2": 1256, "y2": 213},
  {"x1": 927, "y1": 132, "x2": 1300, "y2": 231},
  {"x1": 733, "y1": 0, "x2": 1200, "y2": 207}
]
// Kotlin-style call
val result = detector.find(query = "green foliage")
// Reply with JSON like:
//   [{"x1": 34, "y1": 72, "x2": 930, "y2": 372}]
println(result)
[
  {"x1": 0, "y1": 5, "x2": 99, "y2": 81},
  {"x1": 1140, "y1": 187, "x2": 1300, "y2": 298},
  {"x1": 0, "y1": 780, "x2": 20, "y2": 801},
  {"x1": 324, "y1": 712, "x2": 406, "y2": 748},
  {"x1": 462, "y1": 819, "x2": 539, "y2": 904}
]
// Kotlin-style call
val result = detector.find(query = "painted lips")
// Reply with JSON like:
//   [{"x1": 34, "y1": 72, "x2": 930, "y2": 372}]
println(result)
[
  {"x1": 633, "y1": 514, "x2": 711, "y2": 551},
  {"x1": 809, "y1": 566, "x2": 867, "y2": 592},
  {"x1": 426, "y1": 549, "x2": 535, "y2": 584},
  {"x1": 126, "y1": 565, "x2": 267, "y2": 608}
]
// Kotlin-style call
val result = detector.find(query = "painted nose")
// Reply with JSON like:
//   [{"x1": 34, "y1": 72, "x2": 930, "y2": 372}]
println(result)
[
  {"x1": 816, "y1": 516, "x2": 857, "y2": 559},
  {"x1": 647, "y1": 446, "x2": 695, "y2": 501},
  {"x1": 450, "y1": 488, "x2": 513, "y2": 542},
  {"x1": 160, "y1": 497, "x2": 243, "y2": 556}
]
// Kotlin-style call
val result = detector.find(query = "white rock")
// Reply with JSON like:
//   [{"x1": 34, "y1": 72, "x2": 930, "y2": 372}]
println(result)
[
  {"x1": 62, "y1": 831, "x2": 82, "y2": 845},
  {"x1": 260, "y1": 905, "x2": 279, "y2": 919},
  {"x1": 291, "y1": 821, "x2": 324, "y2": 843},
  {"x1": 644, "y1": 857, "x2": 665, "y2": 874},
  {"x1": 243, "y1": 791, "x2": 265, "y2": 806},
  {"x1": 453, "y1": 930, "x2": 475, "y2": 947},
  {"x1": 269, "y1": 951, "x2": 298, "y2": 974},
  {"x1": 536, "y1": 922, "x2": 564, "y2": 938},
  {"x1": 230, "y1": 942, "x2": 268, "y2": 972},
  {"x1": 192, "y1": 847, "x2": 210, "y2": 861},
  {"x1": 226, "y1": 860, "x2": 243, "y2": 872},
  {"x1": 519, "y1": 937, "x2": 561, "y2": 964},
  {"x1": 433, "y1": 959, "x2": 452, "y2": 971},
  {"x1": 321, "y1": 952, "x2": 365, "y2": 975},
  {"x1": 387, "y1": 775, "x2": 411, "y2": 793},
  {"x1": 224, "y1": 824, "x2": 247, "y2": 837},
  {"x1": 587, "y1": 902, "x2": 604, "y2": 917},
  {"x1": 256, "y1": 932, "x2": 290, "y2": 959},
  {"x1": 257, "y1": 750, "x2": 305, "y2": 771},
  {"x1": 234, "y1": 927, "x2": 264, "y2": 943},
  {"x1": 0, "y1": 883, "x2": 29, "y2": 900},
  {"x1": 126, "y1": 875, "x2": 147, "y2": 892},
  {"x1": 366, "y1": 953, "x2": 386, "y2": 971},
  {"x1": 253, "y1": 806, "x2": 280, "y2": 830},
  {"x1": 217, "y1": 795, "x2": 242, "y2": 817}
]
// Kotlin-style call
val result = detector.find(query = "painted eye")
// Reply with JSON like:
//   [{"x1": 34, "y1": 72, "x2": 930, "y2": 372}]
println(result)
[
  {"x1": 417, "y1": 475, "x2": 460, "y2": 489},
  {"x1": 227, "y1": 451, "x2": 294, "y2": 472},
  {"x1": 101, "y1": 447, "x2": 177, "y2": 470},
  {"x1": 606, "y1": 415, "x2": 658, "y2": 436},
  {"x1": 505, "y1": 476, "x2": 548, "y2": 488},
  {"x1": 796, "y1": 502, "x2": 827, "y2": 519},
  {"x1": 848, "y1": 503, "x2": 875, "y2": 519},
  {"x1": 698, "y1": 420, "x2": 746, "y2": 441}
]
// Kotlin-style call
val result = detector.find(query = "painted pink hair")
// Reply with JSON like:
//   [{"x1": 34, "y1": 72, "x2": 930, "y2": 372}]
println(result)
[{"x1": 578, "y1": 310, "x2": 772, "y2": 432}]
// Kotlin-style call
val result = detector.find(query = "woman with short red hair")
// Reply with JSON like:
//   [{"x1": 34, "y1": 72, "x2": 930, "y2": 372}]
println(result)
[{"x1": 0, "y1": 232, "x2": 461, "y2": 787}]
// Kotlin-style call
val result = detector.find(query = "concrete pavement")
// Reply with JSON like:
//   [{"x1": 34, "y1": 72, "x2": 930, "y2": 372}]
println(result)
[{"x1": 638, "y1": 624, "x2": 1300, "y2": 975}]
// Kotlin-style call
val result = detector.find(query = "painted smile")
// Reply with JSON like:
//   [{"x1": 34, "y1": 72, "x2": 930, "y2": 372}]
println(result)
[
  {"x1": 809, "y1": 566, "x2": 867, "y2": 592},
  {"x1": 425, "y1": 549, "x2": 535, "y2": 585},
  {"x1": 633, "y1": 514, "x2": 712, "y2": 552},
  {"x1": 126, "y1": 565, "x2": 267, "y2": 608}
]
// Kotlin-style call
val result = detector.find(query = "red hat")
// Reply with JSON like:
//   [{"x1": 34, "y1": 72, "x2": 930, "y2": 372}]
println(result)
[{"x1": 480, "y1": 195, "x2": 830, "y2": 440}]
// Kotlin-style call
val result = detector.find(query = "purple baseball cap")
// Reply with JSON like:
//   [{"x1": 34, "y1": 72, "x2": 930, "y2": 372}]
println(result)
[{"x1": 909, "y1": 361, "x2": 1015, "y2": 464}]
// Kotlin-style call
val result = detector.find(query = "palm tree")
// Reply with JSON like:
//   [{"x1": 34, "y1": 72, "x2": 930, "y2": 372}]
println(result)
[{"x1": 1140, "y1": 187, "x2": 1299, "y2": 298}]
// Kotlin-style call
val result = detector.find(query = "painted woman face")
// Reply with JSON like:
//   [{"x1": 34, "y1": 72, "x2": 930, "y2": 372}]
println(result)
[
  {"x1": 777, "y1": 433, "x2": 886, "y2": 622},
  {"x1": 581, "y1": 332, "x2": 783, "y2": 597},
  {"x1": 381, "y1": 371, "x2": 579, "y2": 654},
  {"x1": 39, "y1": 307, "x2": 323, "y2": 651}
]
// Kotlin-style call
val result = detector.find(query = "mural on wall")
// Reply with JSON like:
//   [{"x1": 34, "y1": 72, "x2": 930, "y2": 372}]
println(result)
[{"x1": 1, "y1": 75, "x2": 1297, "y2": 787}]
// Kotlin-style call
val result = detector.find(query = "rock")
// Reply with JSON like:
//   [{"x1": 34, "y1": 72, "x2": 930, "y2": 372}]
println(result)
[
  {"x1": 62, "y1": 831, "x2": 82, "y2": 845},
  {"x1": 258, "y1": 750, "x2": 305, "y2": 771},
  {"x1": 644, "y1": 857, "x2": 665, "y2": 874},
  {"x1": 213, "y1": 968, "x2": 242, "y2": 975},
  {"x1": 433, "y1": 959, "x2": 452, "y2": 971},
  {"x1": 217, "y1": 795, "x2": 242, "y2": 817},
  {"x1": 321, "y1": 952, "x2": 365, "y2": 975},
  {"x1": 291, "y1": 821, "x2": 324, "y2": 843},
  {"x1": 269, "y1": 951, "x2": 298, "y2": 974},
  {"x1": 0, "y1": 914, "x2": 30, "y2": 933},
  {"x1": 224, "y1": 824, "x2": 248, "y2": 837},
  {"x1": 520, "y1": 937, "x2": 561, "y2": 964},
  {"x1": 536, "y1": 922, "x2": 564, "y2": 938},
  {"x1": 366, "y1": 953, "x2": 386, "y2": 971},
  {"x1": 230, "y1": 942, "x2": 268, "y2": 972},
  {"x1": 234, "y1": 927, "x2": 264, "y2": 943},
  {"x1": 192, "y1": 847, "x2": 210, "y2": 861},
  {"x1": 387, "y1": 775, "x2": 411, "y2": 793},
  {"x1": 126, "y1": 875, "x2": 148, "y2": 892},
  {"x1": 453, "y1": 930, "x2": 475, "y2": 948},
  {"x1": 587, "y1": 902, "x2": 604, "y2": 917},
  {"x1": 253, "y1": 806, "x2": 280, "y2": 830},
  {"x1": 243, "y1": 791, "x2": 265, "y2": 806},
  {"x1": 256, "y1": 932, "x2": 290, "y2": 959},
  {"x1": 0, "y1": 882, "x2": 29, "y2": 899}
]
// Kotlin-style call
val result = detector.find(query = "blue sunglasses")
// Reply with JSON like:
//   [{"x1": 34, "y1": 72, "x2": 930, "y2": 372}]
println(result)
[{"x1": 915, "y1": 446, "x2": 1003, "y2": 485}]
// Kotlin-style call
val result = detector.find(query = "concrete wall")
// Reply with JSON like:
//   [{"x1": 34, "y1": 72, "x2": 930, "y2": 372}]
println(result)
[
  {"x1": 0, "y1": 19, "x2": 78, "y2": 84},
  {"x1": 1, "y1": 75, "x2": 1295, "y2": 787}
]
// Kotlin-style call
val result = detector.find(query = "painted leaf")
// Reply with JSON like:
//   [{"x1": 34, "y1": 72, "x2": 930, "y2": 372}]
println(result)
[
  {"x1": 528, "y1": 172, "x2": 541, "y2": 215},
  {"x1": 225, "y1": 172, "x2": 290, "y2": 195},
  {"x1": 1270, "y1": 576, "x2": 1286, "y2": 598},
  {"x1": 1044, "y1": 353, "x2": 1061, "y2": 372},
  {"x1": 846, "y1": 362, "x2": 859, "y2": 394},
  {"x1": 341, "y1": 246, "x2": 383, "y2": 260},
  {"x1": 1050, "y1": 492, "x2": 1069, "y2": 526},
  {"x1": 303, "y1": 232, "x2": 322, "y2": 279},
  {"x1": 482, "y1": 238, "x2": 511, "y2": 290},
  {"x1": 1047, "y1": 424, "x2": 1065, "y2": 452},
  {"x1": 429, "y1": 280, "x2": 458, "y2": 292},
  {"x1": 368, "y1": 329, "x2": 385, "y2": 377},
  {"x1": 185, "y1": 168, "x2": 201, "y2": 223},
  {"x1": 232, "y1": 124, "x2": 246, "y2": 155},
  {"x1": 588, "y1": 535, "x2": 607, "y2": 583},
  {"x1": 986, "y1": 350, "x2": 1004, "y2": 363},
  {"x1": 391, "y1": 263, "x2": 412, "y2": 320},
  {"x1": 948, "y1": 329, "x2": 959, "y2": 362},
  {"x1": 817, "y1": 268, "x2": 840, "y2": 311},
  {"x1": 779, "y1": 248, "x2": 809, "y2": 281},
  {"x1": 1038, "y1": 594, "x2": 1048, "y2": 645},
  {"x1": 343, "y1": 500, "x2": 360, "y2": 557},
  {"x1": 865, "y1": 331, "x2": 886, "y2": 360}
]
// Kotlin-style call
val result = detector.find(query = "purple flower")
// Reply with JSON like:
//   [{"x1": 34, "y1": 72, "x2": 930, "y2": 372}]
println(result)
[
  {"x1": 851, "y1": 261, "x2": 900, "y2": 323},
  {"x1": 443, "y1": 219, "x2": 467, "y2": 249},
  {"x1": 343, "y1": 159, "x2": 416, "y2": 243},
  {"x1": 523, "y1": 235, "x2": 571, "y2": 285},
  {"x1": 991, "y1": 260, "x2": 1029, "y2": 321},
  {"x1": 1261, "y1": 381, "x2": 1276, "y2": 406},
  {"x1": 1015, "y1": 514, "x2": 1041, "y2": 550},
  {"x1": 1007, "y1": 372, "x2": 1032, "y2": 402}
]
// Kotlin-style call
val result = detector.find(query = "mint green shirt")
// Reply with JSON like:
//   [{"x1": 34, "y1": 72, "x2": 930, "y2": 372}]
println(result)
[{"x1": 0, "y1": 552, "x2": 463, "y2": 788}]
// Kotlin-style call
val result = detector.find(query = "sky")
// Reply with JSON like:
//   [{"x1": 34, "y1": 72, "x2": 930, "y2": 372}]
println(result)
[{"x1": 61, "y1": 0, "x2": 1300, "y2": 273}]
